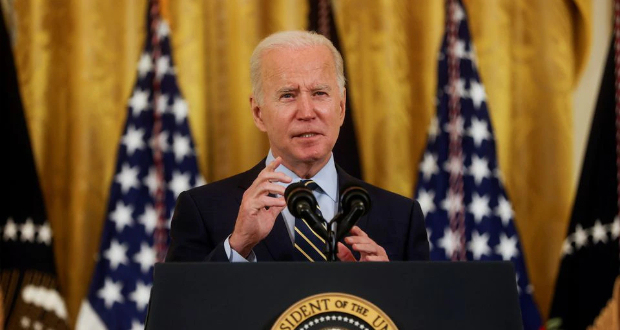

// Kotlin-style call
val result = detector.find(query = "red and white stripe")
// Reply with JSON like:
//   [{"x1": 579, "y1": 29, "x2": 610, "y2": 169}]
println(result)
[
  {"x1": 446, "y1": 0, "x2": 466, "y2": 261},
  {"x1": 150, "y1": 0, "x2": 168, "y2": 263}
]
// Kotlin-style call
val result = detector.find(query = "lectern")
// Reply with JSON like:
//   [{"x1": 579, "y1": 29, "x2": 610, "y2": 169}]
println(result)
[{"x1": 145, "y1": 262, "x2": 523, "y2": 329}]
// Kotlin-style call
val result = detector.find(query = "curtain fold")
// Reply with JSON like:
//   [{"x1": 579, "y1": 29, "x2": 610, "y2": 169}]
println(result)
[
  {"x1": 10, "y1": 0, "x2": 589, "y2": 322},
  {"x1": 333, "y1": 0, "x2": 590, "y2": 319},
  {"x1": 464, "y1": 0, "x2": 590, "y2": 318}
]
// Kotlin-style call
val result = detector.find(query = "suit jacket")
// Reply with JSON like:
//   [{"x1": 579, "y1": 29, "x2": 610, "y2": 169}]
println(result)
[{"x1": 165, "y1": 160, "x2": 430, "y2": 262}]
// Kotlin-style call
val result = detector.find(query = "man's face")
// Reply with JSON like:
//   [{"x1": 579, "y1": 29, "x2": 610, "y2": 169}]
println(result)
[{"x1": 251, "y1": 45, "x2": 345, "y2": 170}]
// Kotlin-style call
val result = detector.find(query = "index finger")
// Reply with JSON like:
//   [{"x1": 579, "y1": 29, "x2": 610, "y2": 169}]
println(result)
[
  {"x1": 266, "y1": 157, "x2": 283, "y2": 171},
  {"x1": 349, "y1": 226, "x2": 369, "y2": 238}
]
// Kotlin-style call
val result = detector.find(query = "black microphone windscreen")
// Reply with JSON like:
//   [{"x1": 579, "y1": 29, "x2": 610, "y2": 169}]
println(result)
[
  {"x1": 340, "y1": 186, "x2": 371, "y2": 216},
  {"x1": 285, "y1": 182, "x2": 317, "y2": 218}
]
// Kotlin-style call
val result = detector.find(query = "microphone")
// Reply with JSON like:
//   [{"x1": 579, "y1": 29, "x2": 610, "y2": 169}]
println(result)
[
  {"x1": 284, "y1": 182, "x2": 328, "y2": 239},
  {"x1": 337, "y1": 186, "x2": 371, "y2": 240}
]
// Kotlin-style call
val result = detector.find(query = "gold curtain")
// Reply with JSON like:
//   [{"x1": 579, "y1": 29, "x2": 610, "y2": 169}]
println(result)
[
  {"x1": 333, "y1": 0, "x2": 590, "y2": 319},
  {"x1": 9, "y1": 0, "x2": 589, "y2": 323},
  {"x1": 10, "y1": 0, "x2": 307, "y2": 324},
  {"x1": 466, "y1": 0, "x2": 590, "y2": 318}
]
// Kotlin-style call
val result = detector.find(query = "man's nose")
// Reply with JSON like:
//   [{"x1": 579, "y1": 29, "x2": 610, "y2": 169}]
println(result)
[{"x1": 296, "y1": 93, "x2": 316, "y2": 120}]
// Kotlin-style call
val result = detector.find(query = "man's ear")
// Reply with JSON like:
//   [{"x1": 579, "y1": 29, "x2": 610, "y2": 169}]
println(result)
[{"x1": 250, "y1": 95, "x2": 267, "y2": 132}]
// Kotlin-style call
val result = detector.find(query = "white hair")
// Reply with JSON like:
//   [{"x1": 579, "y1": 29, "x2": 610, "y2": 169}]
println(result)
[{"x1": 250, "y1": 30, "x2": 346, "y2": 105}]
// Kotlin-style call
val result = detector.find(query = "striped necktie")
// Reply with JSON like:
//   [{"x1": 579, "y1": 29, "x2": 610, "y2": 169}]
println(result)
[{"x1": 293, "y1": 180, "x2": 327, "y2": 261}]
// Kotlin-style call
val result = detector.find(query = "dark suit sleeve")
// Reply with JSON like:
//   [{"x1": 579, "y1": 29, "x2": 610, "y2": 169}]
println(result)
[
  {"x1": 405, "y1": 200, "x2": 430, "y2": 260},
  {"x1": 165, "y1": 191, "x2": 229, "y2": 262}
]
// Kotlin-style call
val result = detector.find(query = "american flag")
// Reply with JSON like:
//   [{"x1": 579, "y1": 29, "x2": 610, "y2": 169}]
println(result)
[
  {"x1": 75, "y1": 1, "x2": 203, "y2": 329},
  {"x1": 414, "y1": 1, "x2": 543, "y2": 329}
]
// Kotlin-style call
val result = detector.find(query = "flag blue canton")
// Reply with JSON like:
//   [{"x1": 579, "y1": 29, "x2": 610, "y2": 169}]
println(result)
[
  {"x1": 77, "y1": 9, "x2": 204, "y2": 330},
  {"x1": 414, "y1": 2, "x2": 543, "y2": 329}
]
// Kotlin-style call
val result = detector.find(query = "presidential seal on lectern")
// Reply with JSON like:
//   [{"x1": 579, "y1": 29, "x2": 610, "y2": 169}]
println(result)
[{"x1": 272, "y1": 293, "x2": 397, "y2": 330}]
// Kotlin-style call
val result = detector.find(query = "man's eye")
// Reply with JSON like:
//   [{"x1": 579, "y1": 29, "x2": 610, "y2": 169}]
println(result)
[
  {"x1": 280, "y1": 93, "x2": 295, "y2": 100},
  {"x1": 314, "y1": 91, "x2": 327, "y2": 96}
]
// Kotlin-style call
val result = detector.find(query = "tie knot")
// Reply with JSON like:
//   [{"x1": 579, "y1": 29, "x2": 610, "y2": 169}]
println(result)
[{"x1": 300, "y1": 179, "x2": 320, "y2": 191}]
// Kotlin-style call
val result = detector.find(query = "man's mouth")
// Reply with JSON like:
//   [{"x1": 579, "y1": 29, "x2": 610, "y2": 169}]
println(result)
[{"x1": 294, "y1": 132, "x2": 320, "y2": 138}]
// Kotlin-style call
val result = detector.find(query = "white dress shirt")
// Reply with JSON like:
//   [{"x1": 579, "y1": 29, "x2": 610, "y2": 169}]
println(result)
[{"x1": 223, "y1": 150, "x2": 338, "y2": 262}]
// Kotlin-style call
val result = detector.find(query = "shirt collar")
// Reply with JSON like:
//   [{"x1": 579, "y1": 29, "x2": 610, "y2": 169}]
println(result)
[{"x1": 266, "y1": 150, "x2": 338, "y2": 203}]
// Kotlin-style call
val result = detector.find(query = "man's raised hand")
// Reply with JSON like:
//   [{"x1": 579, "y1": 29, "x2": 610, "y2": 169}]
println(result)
[{"x1": 229, "y1": 157, "x2": 291, "y2": 258}]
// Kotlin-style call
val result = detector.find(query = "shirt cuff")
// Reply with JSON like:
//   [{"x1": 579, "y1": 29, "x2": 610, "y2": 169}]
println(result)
[{"x1": 224, "y1": 235, "x2": 256, "y2": 262}]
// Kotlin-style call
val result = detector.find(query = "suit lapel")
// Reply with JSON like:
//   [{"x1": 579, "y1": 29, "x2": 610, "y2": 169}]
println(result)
[
  {"x1": 233, "y1": 161, "x2": 365, "y2": 261},
  {"x1": 236, "y1": 159, "x2": 294, "y2": 261}
]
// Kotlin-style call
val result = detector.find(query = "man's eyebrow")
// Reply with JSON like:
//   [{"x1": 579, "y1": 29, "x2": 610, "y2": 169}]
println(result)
[
  {"x1": 311, "y1": 84, "x2": 332, "y2": 91},
  {"x1": 276, "y1": 87, "x2": 298, "y2": 93}
]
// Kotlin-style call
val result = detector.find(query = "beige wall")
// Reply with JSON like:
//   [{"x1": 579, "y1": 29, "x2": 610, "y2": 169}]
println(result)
[{"x1": 573, "y1": 0, "x2": 613, "y2": 185}]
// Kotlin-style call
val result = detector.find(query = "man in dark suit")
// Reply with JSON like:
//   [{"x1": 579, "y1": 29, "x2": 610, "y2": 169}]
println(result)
[{"x1": 165, "y1": 30, "x2": 429, "y2": 263}]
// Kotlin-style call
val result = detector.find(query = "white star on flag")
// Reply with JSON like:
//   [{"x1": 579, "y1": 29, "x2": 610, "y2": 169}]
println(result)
[
  {"x1": 157, "y1": 20, "x2": 170, "y2": 39},
  {"x1": 103, "y1": 239, "x2": 129, "y2": 270},
  {"x1": 109, "y1": 201, "x2": 134, "y2": 232},
  {"x1": 468, "y1": 155, "x2": 491, "y2": 185},
  {"x1": 427, "y1": 117, "x2": 440, "y2": 143},
  {"x1": 37, "y1": 222, "x2": 53, "y2": 245},
  {"x1": 97, "y1": 278, "x2": 124, "y2": 309},
  {"x1": 3, "y1": 217, "x2": 18, "y2": 241},
  {"x1": 129, "y1": 281, "x2": 152, "y2": 311},
  {"x1": 156, "y1": 56, "x2": 170, "y2": 80},
  {"x1": 561, "y1": 239, "x2": 573, "y2": 256},
  {"x1": 419, "y1": 152, "x2": 439, "y2": 181},
  {"x1": 131, "y1": 320, "x2": 145, "y2": 330},
  {"x1": 495, "y1": 233, "x2": 519, "y2": 261},
  {"x1": 138, "y1": 204, "x2": 158, "y2": 234},
  {"x1": 469, "y1": 80, "x2": 486, "y2": 110},
  {"x1": 417, "y1": 189, "x2": 436, "y2": 216},
  {"x1": 20, "y1": 218, "x2": 36, "y2": 242},
  {"x1": 468, "y1": 230, "x2": 491, "y2": 260},
  {"x1": 454, "y1": 78, "x2": 467, "y2": 98},
  {"x1": 133, "y1": 243, "x2": 156, "y2": 274},
  {"x1": 468, "y1": 193, "x2": 490, "y2": 223},
  {"x1": 173, "y1": 133, "x2": 192, "y2": 163},
  {"x1": 452, "y1": 2, "x2": 465, "y2": 22},
  {"x1": 591, "y1": 220, "x2": 608, "y2": 244},
  {"x1": 494, "y1": 196, "x2": 513, "y2": 227},
  {"x1": 169, "y1": 171, "x2": 192, "y2": 198},
  {"x1": 115, "y1": 164, "x2": 140, "y2": 194},
  {"x1": 437, "y1": 227, "x2": 461, "y2": 259},
  {"x1": 129, "y1": 89, "x2": 150, "y2": 117},
  {"x1": 573, "y1": 224, "x2": 588, "y2": 249},
  {"x1": 172, "y1": 97, "x2": 189, "y2": 124},
  {"x1": 122, "y1": 125, "x2": 146, "y2": 156},
  {"x1": 137, "y1": 53, "x2": 152, "y2": 78},
  {"x1": 467, "y1": 117, "x2": 490, "y2": 147},
  {"x1": 454, "y1": 40, "x2": 468, "y2": 60}
]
